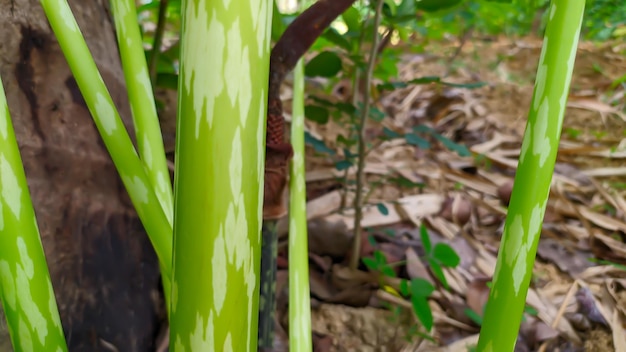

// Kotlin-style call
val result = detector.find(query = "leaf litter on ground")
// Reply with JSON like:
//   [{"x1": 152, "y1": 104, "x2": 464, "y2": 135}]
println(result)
[{"x1": 273, "y1": 36, "x2": 626, "y2": 352}]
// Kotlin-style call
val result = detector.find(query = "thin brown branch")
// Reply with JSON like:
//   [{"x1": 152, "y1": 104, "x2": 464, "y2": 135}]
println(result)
[
  {"x1": 148, "y1": 0, "x2": 169, "y2": 88},
  {"x1": 350, "y1": 0, "x2": 384, "y2": 271}
]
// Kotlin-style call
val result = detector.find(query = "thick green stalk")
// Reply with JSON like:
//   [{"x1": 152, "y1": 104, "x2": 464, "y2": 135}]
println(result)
[
  {"x1": 288, "y1": 58, "x2": 312, "y2": 352},
  {"x1": 170, "y1": 0, "x2": 272, "y2": 350},
  {"x1": 110, "y1": 0, "x2": 174, "y2": 227},
  {"x1": 39, "y1": 0, "x2": 173, "y2": 279},
  {"x1": 476, "y1": 1, "x2": 585, "y2": 351},
  {"x1": 0, "y1": 77, "x2": 68, "y2": 351}
]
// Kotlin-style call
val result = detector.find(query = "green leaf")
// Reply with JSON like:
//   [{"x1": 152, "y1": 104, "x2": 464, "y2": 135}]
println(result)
[
  {"x1": 367, "y1": 235, "x2": 378, "y2": 247},
  {"x1": 304, "y1": 105, "x2": 330, "y2": 124},
  {"x1": 305, "y1": 51, "x2": 343, "y2": 78},
  {"x1": 362, "y1": 257, "x2": 378, "y2": 271},
  {"x1": 341, "y1": 6, "x2": 361, "y2": 33},
  {"x1": 410, "y1": 278, "x2": 435, "y2": 297},
  {"x1": 376, "y1": 203, "x2": 389, "y2": 216},
  {"x1": 400, "y1": 279, "x2": 410, "y2": 296},
  {"x1": 369, "y1": 106, "x2": 386, "y2": 122},
  {"x1": 464, "y1": 308, "x2": 483, "y2": 326},
  {"x1": 321, "y1": 27, "x2": 352, "y2": 52},
  {"x1": 304, "y1": 132, "x2": 336, "y2": 155},
  {"x1": 432, "y1": 133, "x2": 471, "y2": 157},
  {"x1": 420, "y1": 224, "x2": 432, "y2": 253},
  {"x1": 415, "y1": 0, "x2": 464, "y2": 12},
  {"x1": 155, "y1": 73, "x2": 178, "y2": 90},
  {"x1": 397, "y1": 0, "x2": 416, "y2": 17},
  {"x1": 336, "y1": 134, "x2": 356, "y2": 147},
  {"x1": 383, "y1": 127, "x2": 401, "y2": 139},
  {"x1": 374, "y1": 250, "x2": 388, "y2": 265},
  {"x1": 381, "y1": 264, "x2": 396, "y2": 278},
  {"x1": 382, "y1": 0, "x2": 398, "y2": 16},
  {"x1": 428, "y1": 258, "x2": 448, "y2": 289},
  {"x1": 271, "y1": 0, "x2": 286, "y2": 41},
  {"x1": 410, "y1": 294, "x2": 434, "y2": 331},
  {"x1": 335, "y1": 159, "x2": 353, "y2": 171},
  {"x1": 433, "y1": 243, "x2": 461, "y2": 267},
  {"x1": 405, "y1": 133, "x2": 430, "y2": 149}
]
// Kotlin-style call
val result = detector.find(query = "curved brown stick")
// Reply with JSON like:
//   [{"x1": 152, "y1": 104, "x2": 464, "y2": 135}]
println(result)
[
  {"x1": 259, "y1": 1, "x2": 357, "y2": 350},
  {"x1": 263, "y1": 0, "x2": 357, "y2": 220}
]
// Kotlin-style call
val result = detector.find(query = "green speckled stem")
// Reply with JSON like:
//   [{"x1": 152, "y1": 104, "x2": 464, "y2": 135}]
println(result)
[
  {"x1": 288, "y1": 59, "x2": 313, "y2": 351},
  {"x1": 110, "y1": 0, "x2": 174, "y2": 226},
  {"x1": 0, "y1": 77, "x2": 68, "y2": 351},
  {"x1": 39, "y1": 0, "x2": 173, "y2": 280},
  {"x1": 169, "y1": 0, "x2": 272, "y2": 350},
  {"x1": 476, "y1": 1, "x2": 585, "y2": 351},
  {"x1": 110, "y1": 0, "x2": 174, "y2": 315},
  {"x1": 258, "y1": 220, "x2": 278, "y2": 349}
]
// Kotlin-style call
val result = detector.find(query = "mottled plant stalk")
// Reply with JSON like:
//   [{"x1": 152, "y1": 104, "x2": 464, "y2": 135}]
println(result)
[
  {"x1": 170, "y1": 0, "x2": 272, "y2": 350},
  {"x1": 40, "y1": 0, "x2": 173, "y2": 278},
  {"x1": 288, "y1": 58, "x2": 313, "y2": 352},
  {"x1": 0, "y1": 76, "x2": 68, "y2": 351},
  {"x1": 111, "y1": 0, "x2": 174, "y2": 226},
  {"x1": 110, "y1": 0, "x2": 174, "y2": 314},
  {"x1": 258, "y1": 220, "x2": 278, "y2": 349},
  {"x1": 476, "y1": 1, "x2": 585, "y2": 351},
  {"x1": 350, "y1": 0, "x2": 384, "y2": 271}
]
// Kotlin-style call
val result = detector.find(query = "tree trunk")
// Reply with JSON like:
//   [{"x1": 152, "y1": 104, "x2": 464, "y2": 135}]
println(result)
[{"x1": 0, "y1": 0, "x2": 164, "y2": 351}]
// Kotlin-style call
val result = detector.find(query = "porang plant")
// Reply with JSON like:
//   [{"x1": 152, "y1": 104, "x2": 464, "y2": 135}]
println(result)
[{"x1": 0, "y1": 1, "x2": 586, "y2": 352}]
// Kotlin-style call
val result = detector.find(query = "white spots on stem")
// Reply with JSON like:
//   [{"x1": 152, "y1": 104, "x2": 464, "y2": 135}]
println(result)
[
  {"x1": 56, "y1": 0, "x2": 79, "y2": 32},
  {"x1": 0, "y1": 90, "x2": 8, "y2": 140},
  {"x1": 225, "y1": 20, "x2": 251, "y2": 127},
  {"x1": 16, "y1": 237, "x2": 33, "y2": 279},
  {"x1": 533, "y1": 100, "x2": 551, "y2": 167},
  {"x1": 223, "y1": 332, "x2": 233, "y2": 352},
  {"x1": 47, "y1": 279, "x2": 61, "y2": 328},
  {"x1": 504, "y1": 215, "x2": 526, "y2": 293},
  {"x1": 183, "y1": 6, "x2": 225, "y2": 137},
  {"x1": 549, "y1": 2, "x2": 557, "y2": 20},
  {"x1": 19, "y1": 318, "x2": 33, "y2": 352},
  {"x1": 229, "y1": 128, "x2": 243, "y2": 197},
  {"x1": 94, "y1": 93, "x2": 118, "y2": 135},
  {"x1": 0, "y1": 260, "x2": 15, "y2": 310},
  {"x1": 142, "y1": 135, "x2": 154, "y2": 173},
  {"x1": 121, "y1": 175, "x2": 149, "y2": 204},
  {"x1": 1, "y1": 155, "x2": 22, "y2": 219},
  {"x1": 112, "y1": 0, "x2": 131, "y2": 43},
  {"x1": 189, "y1": 311, "x2": 215, "y2": 351},
  {"x1": 211, "y1": 232, "x2": 227, "y2": 314},
  {"x1": 16, "y1": 264, "x2": 48, "y2": 345}
]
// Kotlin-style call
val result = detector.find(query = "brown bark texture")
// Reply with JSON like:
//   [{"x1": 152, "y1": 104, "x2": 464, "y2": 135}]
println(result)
[{"x1": 0, "y1": 0, "x2": 165, "y2": 351}]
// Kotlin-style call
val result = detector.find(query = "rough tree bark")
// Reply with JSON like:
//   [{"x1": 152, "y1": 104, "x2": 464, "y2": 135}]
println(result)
[{"x1": 0, "y1": 0, "x2": 165, "y2": 351}]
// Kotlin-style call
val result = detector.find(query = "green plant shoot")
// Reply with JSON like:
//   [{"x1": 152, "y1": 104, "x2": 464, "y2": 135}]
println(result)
[
  {"x1": 0, "y1": 76, "x2": 68, "y2": 351},
  {"x1": 169, "y1": 0, "x2": 272, "y2": 350},
  {"x1": 476, "y1": 1, "x2": 585, "y2": 351}
]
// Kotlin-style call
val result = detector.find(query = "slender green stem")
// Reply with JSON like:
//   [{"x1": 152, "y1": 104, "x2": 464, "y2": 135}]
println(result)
[
  {"x1": 169, "y1": 0, "x2": 272, "y2": 349},
  {"x1": 288, "y1": 58, "x2": 313, "y2": 352},
  {"x1": 40, "y1": 0, "x2": 173, "y2": 279},
  {"x1": 148, "y1": 0, "x2": 169, "y2": 87},
  {"x1": 350, "y1": 0, "x2": 384, "y2": 271},
  {"x1": 258, "y1": 220, "x2": 278, "y2": 349},
  {"x1": 111, "y1": 0, "x2": 174, "y2": 227},
  {"x1": 0, "y1": 76, "x2": 68, "y2": 351},
  {"x1": 476, "y1": 1, "x2": 585, "y2": 351}
]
